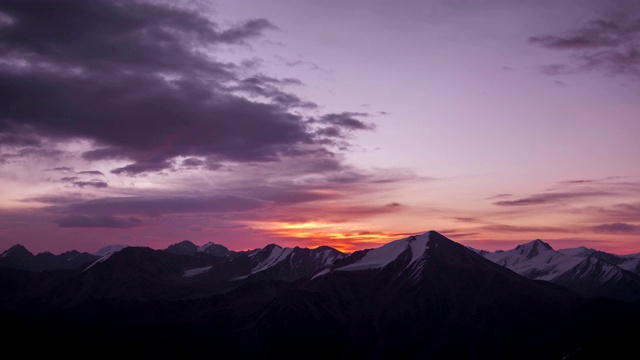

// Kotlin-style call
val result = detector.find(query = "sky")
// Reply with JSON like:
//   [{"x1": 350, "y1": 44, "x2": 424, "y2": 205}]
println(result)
[{"x1": 1, "y1": 0, "x2": 639, "y2": 255}]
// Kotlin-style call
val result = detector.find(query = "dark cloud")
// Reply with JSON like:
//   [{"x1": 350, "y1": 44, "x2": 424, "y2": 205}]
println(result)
[
  {"x1": 111, "y1": 160, "x2": 174, "y2": 175},
  {"x1": 72, "y1": 180, "x2": 108, "y2": 189},
  {"x1": 594, "y1": 222, "x2": 640, "y2": 234},
  {"x1": 0, "y1": 132, "x2": 42, "y2": 147},
  {"x1": 454, "y1": 217, "x2": 480, "y2": 223},
  {"x1": 216, "y1": 18, "x2": 278, "y2": 43},
  {"x1": 480, "y1": 224, "x2": 569, "y2": 233},
  {"x1": 60, "y1": 176, "x2": 108, "y2": 189},
  {"x1": 233, "y1": 74, "x2": 315, "y2": 109},
  {"x1": 385, "y1": 202, "x2": 402, "y2": 208},
  {"x1": 486, "y1": 193, "x2": 513, "y2": 200},
  {"x1": 0, "y1": 0, "x2": 371, "y2": 175},
  {"x1": 77, "y1": 171, "x2": 104, "y2": 176},
  {"x1": 583, "y1": 202, "x2": 640, "y2": 223},
  {"x1": 494, "y1": 191, "x2": 612, "y2": 206},
  {"x1": 205, "y1": 159, "x2": 224, "y2": 170},
  {"x1": 318, "y1": 112, "x2": 375, "y2": 131},
  {"x1": 182, "y1": 157, "x2": 205, "y2": 167},
  {"x1": 280, "y1": 57, "x2": 332, "y2": 74},
  {"x1": 530, "y1": 10, "x2": 640, "y2": 77},
  {"x1": 48, "y1": 167, "x2": 72, "y2": 172},
  {"x1": 53, "y1": 195, "x2": 268, "y2": 217},
  {"x1": 438, "y1": 229, "x2": 480, "y2": 238},
  {"x1": 310, "y1": 112, "x2": 375, "y2": 144},
  {"x1": 56, "y1": 215, "x2": 141, "y2": 228},
  {"x1": 559, "y1": 179, "x2": 598, "y2": 185}
]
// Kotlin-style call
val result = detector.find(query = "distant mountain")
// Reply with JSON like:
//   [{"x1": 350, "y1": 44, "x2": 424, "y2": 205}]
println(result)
[
  {"x1": 0, "y1": 244, "x2": 99, "y2": 272},
  {"x1": 165, "y1": 240, "x2": 237, "y2": 257},
  {"x1": 483, "y1": 239, "x2": 640, "y2": 302},
  {"x1": 1, "y1": 231, "x2": 639, "y2": 358},
  {"x1": 93, "y1": 244, "x2": 128, "y2": 256},
  {"x1": 239, "y1": 244, "x2": 345, "y2": 282},
  {"x1": 559, "y1": 246, "x2": 640, "y2": 276}
]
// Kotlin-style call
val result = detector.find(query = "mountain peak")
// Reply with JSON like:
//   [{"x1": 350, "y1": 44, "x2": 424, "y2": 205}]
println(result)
[
  {"x1": 198, "y1": 242, "x2": 232, "y2": 256},
  {"x1": 509, "y1": 239, "x2": 554, "y2": 260},
  {"x1": 333, "y1": 232, "x2": 432, "y2": 272},
  {"x1": 165, "y1": 240, "x2": 198, "y2": 255},
  {"x1": 1, "y1": 244, "x2": 34, "y2": 259}
]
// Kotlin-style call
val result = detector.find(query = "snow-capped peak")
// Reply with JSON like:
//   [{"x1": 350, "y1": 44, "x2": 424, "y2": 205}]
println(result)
[
  {"x1": 557, "y1": 246, "x2": 595, "y2": 257},
  {"x1": 514, "y1": 239, "x2": 553, "y2": 259},
  {"x1": 484, "y1": 239, "x2": 582, "y2": 281},
  {"x1": 336, "y1": 233, "x2": 431, "y2": 272}
]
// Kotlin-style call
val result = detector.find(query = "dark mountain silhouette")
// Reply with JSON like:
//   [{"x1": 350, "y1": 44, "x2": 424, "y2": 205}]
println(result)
[
  {"x1": 0, "y1": 244, "x2": 99, "y2": 272},
  {"x1": 1, "y1": 231, "x2": 639, "y2": 359}
]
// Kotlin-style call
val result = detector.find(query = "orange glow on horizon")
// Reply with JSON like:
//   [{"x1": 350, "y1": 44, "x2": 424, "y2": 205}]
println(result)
[{"x1": 254, "y1": 221, "x2": 413, "y2": 252}]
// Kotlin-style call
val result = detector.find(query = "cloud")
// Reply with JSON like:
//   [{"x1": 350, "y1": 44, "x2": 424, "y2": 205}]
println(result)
[
  {"x1": 550, "y1": 176, "x2": 640, "y2": 193},
  {"x1": 583, "y1": 202, "x2": 640, "y2": 223},
  {"x1": 593, "y1": 222, "x2": 640, "y2": 234},
  {"x1": 486, "y1": 193, "x2": 513, "y2": 200},
  {"x1": 318, "y1": 112, "x2": 375, "y2": 131},
  {"x1": 480, "y1": 224, "x2": 570, "y2": 233},
  {"x1": 0, "y1": 0, "x2": 371, "y2": 176},
  {"x1": 21, "y1": 193, "x2": 92, "y2": 205},
  {"x1": 53, "y1": 195, "x2": 268, "y2": 217},
  {"x1": 493, "y1": 191, "x2": 612, "y2": 206},
  {"x1": 529, "y1": 9, "x2": 640, "y2": 78},
  {"x1": 77, "y1": 171, "x2": 104, "y2": 176},
  {"x1": 55, "y1": 215, "x2": 141, "y2": 228},
  {"x1": 48, "y1": 167, "x2": 73, "y2": 172},
  {"x1": 111, "y1": 160, "x2": 174, "y2": 175},
  {"x1": 181, "y1": 158, "x2": 205, "y2": 167},
  {"x1": 59, "y1": 176, "x2": 108, "y2": 189},
  {"x1": 71, "y1": 180, "x2": 108, "y2": 189},
  {"x1": 0, "y1": 132, "x2": 42, "y2": 147}
]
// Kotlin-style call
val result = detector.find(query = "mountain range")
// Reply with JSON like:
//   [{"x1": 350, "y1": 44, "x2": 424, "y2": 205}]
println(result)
[{"x1": 1, "y1": 231, "x2": 639, "y2": 359}]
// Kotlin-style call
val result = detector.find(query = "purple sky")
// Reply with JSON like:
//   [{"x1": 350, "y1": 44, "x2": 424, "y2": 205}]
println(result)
[{"x1": 1, "y1": 0, "x2": 639, "y2": 255}]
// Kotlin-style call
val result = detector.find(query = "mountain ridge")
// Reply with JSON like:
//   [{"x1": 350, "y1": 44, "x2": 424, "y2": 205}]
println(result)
[{"x1": 2, "y1": 230, "x2": 639, "y2": 359}]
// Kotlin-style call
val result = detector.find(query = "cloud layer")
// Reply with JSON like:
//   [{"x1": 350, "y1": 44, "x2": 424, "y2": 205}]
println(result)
[{"x1": 0, "y1": 0, "x2": 373, "y2": 175}]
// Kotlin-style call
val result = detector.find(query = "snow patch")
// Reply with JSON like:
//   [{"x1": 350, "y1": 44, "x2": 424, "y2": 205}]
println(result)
[
  {"x1": 484, "y1": 243, "x2": 583, "y2": 281},
  {"x1": 251, "y1": 246, "x2": 294, "y2": 274},
  {"x1": 93, "y1": 244, "x2": 128, "y2": 257},
  {"x1": 337, "y1": 233, "x2": 430, "y2": 272},
  {"x1": 83, "y1": 253, "x2": 114, "y2": 272},
  {"x1": 183, "y1": 266, "x2": 212, "y2": 277}
]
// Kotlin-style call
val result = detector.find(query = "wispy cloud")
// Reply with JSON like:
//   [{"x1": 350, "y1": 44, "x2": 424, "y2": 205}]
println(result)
[
  {"x1": 55, "y1": 215, "x2": 141, "y2": 228},
  {"x1": 593, "y1": 222, "x2": 640, "y2": 234},
  {"x1": 493, "y1": 191, "x2": 612, "y2": 206},
  {"x1": 530, "y1": 8, "x2": 640, "y2": 78}
]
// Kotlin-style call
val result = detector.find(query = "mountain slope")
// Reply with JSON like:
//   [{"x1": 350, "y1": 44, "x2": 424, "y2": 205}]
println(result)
[
  {"x1": 559, "y1": 246, "x2": 640, "y2": 276},
  {"x1": 0, "y1": 244, "x2": 99, "y2": 272},
  {"x1": 484, "y1": 239, "x2": 640, "y2": 302},
  {"x1": 235, "y1": 231, "x2": 638, "y2": 359},
  {"x1": 1, "y1": 231, "x2": 639, "y2": 359}
]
